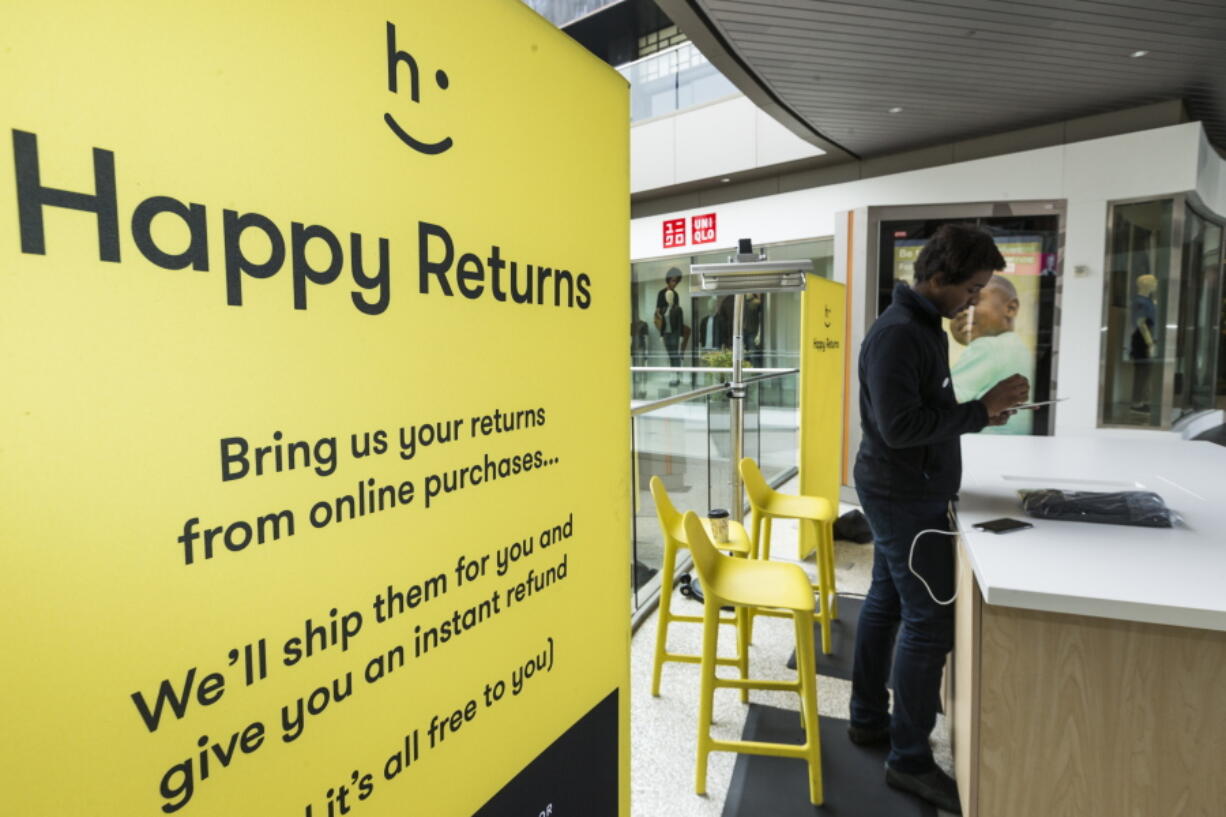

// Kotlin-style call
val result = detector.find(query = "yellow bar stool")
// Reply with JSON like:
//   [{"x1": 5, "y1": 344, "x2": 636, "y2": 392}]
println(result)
[
  {"x1": 683, "y1": 510, "x2": 824, "y2": 806},
  {"x1": 649, "y1": 476, "x2": 753, "y2": 699},
  {"x1": 739, "y1": 457, "x2": 838, "y2": 654}
]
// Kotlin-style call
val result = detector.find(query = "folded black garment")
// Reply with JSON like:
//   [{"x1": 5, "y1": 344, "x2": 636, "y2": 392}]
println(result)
[{"x1": 1018, "y1": 489, "x2": 1174, "y2": 528}]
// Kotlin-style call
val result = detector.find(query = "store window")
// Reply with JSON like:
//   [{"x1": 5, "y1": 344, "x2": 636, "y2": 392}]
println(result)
[
  {"x1": 630, "y1": 238, "x2": 833, "y2": 399},
  {"x1": 628, "y1": 239, "x2": 831, "y2": 610},
  {"x1": 1220, "y1": 269, "x2": 1226, "y2": 408},
  {"x1": 877, "y1": 213, "x2": 1062, "y2": 435},
  {"x1": 1100, "y1": 196, "x2": 1225, "y2": 428},
  {"x1": 1101, "y1": 200, "x2": 1174, "y2": 426},
  {"x1": 636, "y1": 25, "x2": 686, "y2": 58},
  {"x1": 1175, "y1": 207, "x2": 1222, "y2": 420},
  {"x1": 630, "y1": 256, "x2": 691, "y2": 396}
]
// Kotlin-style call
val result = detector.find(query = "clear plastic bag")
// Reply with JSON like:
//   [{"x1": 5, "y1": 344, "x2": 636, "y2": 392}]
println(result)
[{"x1": 1018, "y1": 489, "x2": 1175, "y2": 528}]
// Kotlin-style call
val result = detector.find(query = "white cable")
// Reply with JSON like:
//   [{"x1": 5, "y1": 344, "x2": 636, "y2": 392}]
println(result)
[{"x1": 907, "y1": 502, "x2": 961, "y2": 606}]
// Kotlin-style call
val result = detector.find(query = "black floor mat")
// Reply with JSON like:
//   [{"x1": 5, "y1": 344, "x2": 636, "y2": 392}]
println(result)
[
  {"x1": 722, "y1": 706, "x2": 938, "y2": 817},
  {"x1": 785, "y1": 595, "x2": 882, "y2": 687}
]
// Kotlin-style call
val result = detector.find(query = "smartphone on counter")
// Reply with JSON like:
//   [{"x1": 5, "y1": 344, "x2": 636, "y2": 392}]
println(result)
[{"x1": 972, "y1": 518, "x2": 1034, "y2": 534}]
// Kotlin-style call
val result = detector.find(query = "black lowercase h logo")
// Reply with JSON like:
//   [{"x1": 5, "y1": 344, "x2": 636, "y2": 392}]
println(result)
[{"x1": 383, "y1": 21, "x2": 453, "y2": 155}]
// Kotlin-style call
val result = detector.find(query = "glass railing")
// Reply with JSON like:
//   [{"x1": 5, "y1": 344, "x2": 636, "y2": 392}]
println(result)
[
  {"x1": 629, "y1": 369, "x2": 799, "y2": 613},
  {"x1": 521, "y1": 0, "x2": 617, "y2": 27},
  {"x1": 616, "y1": 41, "x2": 739, "y2": 123},
  {"x1": 631, "y1": 353, "x2": 800, "y2": 403}
]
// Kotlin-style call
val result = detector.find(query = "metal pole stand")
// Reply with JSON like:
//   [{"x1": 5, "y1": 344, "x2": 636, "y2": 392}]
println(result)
[{"x1": 729, "y1": 292, "x2": 746, "y2": 517}]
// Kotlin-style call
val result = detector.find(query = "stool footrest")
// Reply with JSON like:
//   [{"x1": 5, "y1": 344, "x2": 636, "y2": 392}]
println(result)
[
  {"x1": 666, "y1": 613, "x2": 739, "y2": 625},
  {"x1": 707, "y1": 738, "x2": 810, "y2": 759},
  {"x1": 751, "y1": 605, "x2": 836, "y2": 620},
  {"x1": 752, "y1": 607, "x2": 819, "y2": 619},
  {"x1": 713, "y1": 677, "x2": 799, "y2": 692},
  {"x1": 662, "y1": 652, "x2": 743, "y2": 667}
]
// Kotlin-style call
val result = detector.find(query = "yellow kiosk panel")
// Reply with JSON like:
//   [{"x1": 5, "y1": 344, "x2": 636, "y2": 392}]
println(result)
[{"x1": 1, "y1": 2, "x2": 629, "y2": 815}]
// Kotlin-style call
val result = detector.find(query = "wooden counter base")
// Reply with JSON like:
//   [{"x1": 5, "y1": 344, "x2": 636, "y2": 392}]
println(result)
[{"x1": 952, "y1": 540, "x2": 1226, "y2": 817}]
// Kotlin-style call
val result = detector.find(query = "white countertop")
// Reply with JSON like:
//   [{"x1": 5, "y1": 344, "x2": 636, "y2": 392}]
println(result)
[{"x1": 957, "y1": 435, "x2": 1226, "y2": 632}]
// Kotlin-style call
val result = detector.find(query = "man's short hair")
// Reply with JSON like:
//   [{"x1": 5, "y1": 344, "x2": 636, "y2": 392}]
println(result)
[
  {"x1": 913, "y1": 224, "x2": 1006, "y2": 285},
  {"x1": 665, "y1": 267, "x2": 683, "y2": 283}
]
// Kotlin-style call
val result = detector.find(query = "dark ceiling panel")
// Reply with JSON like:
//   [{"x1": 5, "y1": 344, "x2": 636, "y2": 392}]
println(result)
[
  {"x1": 561, "y1": 0, "x2": 675, "y2": 65},
  {"x1": 688, "y1": 0, "x2": 1226, "y2": 156},
  {"x1": 714, "y1": 0, "x2": 1226, "y2": 46}
]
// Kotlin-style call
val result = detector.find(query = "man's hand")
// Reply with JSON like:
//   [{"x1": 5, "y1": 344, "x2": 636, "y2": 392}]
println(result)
[
  {"x1": 987, "y1": 410, "x2": 1015, "y2": 426},
  {"x1": 981, "y1": 374, "x2": 1030, "y2": 417}
]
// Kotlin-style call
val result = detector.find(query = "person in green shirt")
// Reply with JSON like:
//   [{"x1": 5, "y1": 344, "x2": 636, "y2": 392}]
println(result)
[{"x1": 949, "y1": 275, "x2": 1035, "y2": 435}]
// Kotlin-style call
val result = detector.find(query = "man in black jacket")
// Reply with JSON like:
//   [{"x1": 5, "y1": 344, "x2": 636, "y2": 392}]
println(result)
[{"x1": 849, "y1": 224, "x2": 1029, "y2": 813}]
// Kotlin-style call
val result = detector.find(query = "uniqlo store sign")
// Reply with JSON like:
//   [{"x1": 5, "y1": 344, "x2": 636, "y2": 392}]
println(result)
[
  {"x1": 662, "y1": 218, "x2": 686, "y2": 248},
  {"x1": 661, "y1": 212, "x2": 717, "y2": 249}
]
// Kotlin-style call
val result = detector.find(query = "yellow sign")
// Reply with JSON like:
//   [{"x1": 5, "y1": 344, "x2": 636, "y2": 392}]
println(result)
[
  {"x1": 798, "y1": 277, "x2": 846, "y2": 556},
  {"x1": 1, "y1": 2, "x2": 629, "y2": 816}
]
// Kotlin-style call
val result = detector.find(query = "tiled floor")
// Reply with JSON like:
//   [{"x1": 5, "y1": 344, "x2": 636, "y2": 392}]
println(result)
[{"x1": 630, "y1": 503, "x2": 957, "y2": 817}]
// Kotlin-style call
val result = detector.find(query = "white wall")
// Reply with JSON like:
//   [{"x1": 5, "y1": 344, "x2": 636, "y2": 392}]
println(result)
[
  {"x1": 630, "y1": 94, "x2": 824, "y2": 193},
  {"x1": 1195, "y1": 127, "x2": 1226, "y2": 215},
  {"x1": 631, "y1": 122, "x2": 1223, "y2": 440}
]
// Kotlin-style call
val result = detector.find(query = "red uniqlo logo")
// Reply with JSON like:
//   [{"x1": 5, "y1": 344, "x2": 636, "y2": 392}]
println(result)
[
  {"x1": 663, "y1": 218, "x2": 686, "y2": 248},
  {"x1": 692, "y1": 213, "x2": 717, "y2": 244}
]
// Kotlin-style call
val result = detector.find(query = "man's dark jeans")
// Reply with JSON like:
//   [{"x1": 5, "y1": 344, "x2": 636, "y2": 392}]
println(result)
[{"x1": 851, "y1": 489, "x2": 956, "y2": 773}]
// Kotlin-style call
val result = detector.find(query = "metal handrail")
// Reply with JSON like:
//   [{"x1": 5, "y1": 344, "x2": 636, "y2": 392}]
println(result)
[
  {"x1": 613, "y1": 39, "x2": 698, "y2": 73},
  {"x1": 742, "y1": 368, "x2": 799, "y2": 385},
  {"x1": 631, "y1": 366, "x2": 796, "y2": 374},
  {"x1": 630, "y1": 382, "x2": 727, "y2": 416},
  {"x1": 629, "y1": 368, "x2": 798, "y2": 416}
]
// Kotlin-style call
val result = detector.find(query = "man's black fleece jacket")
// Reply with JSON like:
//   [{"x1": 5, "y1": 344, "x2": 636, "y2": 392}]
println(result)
[{"x1": 854, "y1": 282, "x2": 990, "y2": 502}]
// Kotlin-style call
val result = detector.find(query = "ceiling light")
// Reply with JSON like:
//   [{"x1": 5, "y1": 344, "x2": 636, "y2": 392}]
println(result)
[
  {"x1": 888, "y1": 106, "x2": 903, "y2": 114},
  {"x1": 720, "y1": 177, "x2": 731, "y2": 183},
  {"x1": 1130, "y1": 50, "x2": 1149, "y2": 58}
]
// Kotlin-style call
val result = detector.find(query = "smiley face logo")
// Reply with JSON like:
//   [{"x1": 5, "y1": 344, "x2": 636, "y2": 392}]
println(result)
[{"x1": 384, "y1": 21, "x2": 453, "y2": 155}]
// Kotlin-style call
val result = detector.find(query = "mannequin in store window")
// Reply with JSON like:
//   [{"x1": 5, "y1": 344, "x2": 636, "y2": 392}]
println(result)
[
  {"x1": 631, "y1": 320, "x2": 649, "y2": 361},
  {"x1": 715, "y1": 292, "x2": 764, "y2": 365},
  {"x1": 697, "y1": 306, "x2": 723, "y2": 353},
  {"x1": 631, "y1": 318, "x2": 649, "y2": 398},
  {"x1": 1129, "y1": 273, "x2": 1159, "y2": 413},
  {"x1": 655, "y1": 269, "x2": 685, "y2": 385},
  {"x1": 631, "y1": 293, "x2": 649, "y2": 367},
  {"x1": 744, "y1": 292, "x2": 764, "y2": 367}
]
